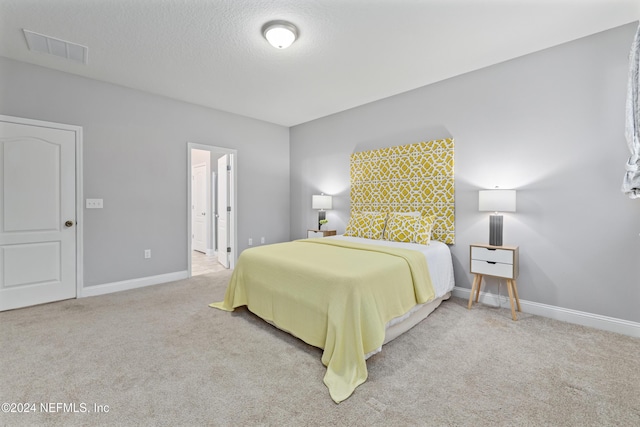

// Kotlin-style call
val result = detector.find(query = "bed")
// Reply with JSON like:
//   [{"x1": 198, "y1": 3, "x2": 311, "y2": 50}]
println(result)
[
  {"x1": 210, "y1": 233, "x2": 454, "y2": 403},
  {"x1": 212, "y1": 138, "x2": 455, "y2": 402}
]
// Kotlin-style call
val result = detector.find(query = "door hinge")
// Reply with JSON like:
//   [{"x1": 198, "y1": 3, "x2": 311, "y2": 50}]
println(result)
[
  {"x1": 227, "y1": 206, "x2": 231, "y2": 212},
  {"x1": 227, "y1": 247, "x2": 231, "y2": 253},
  {"x1": 226, "y1": 165, "x2": 231, "y2": 171}
]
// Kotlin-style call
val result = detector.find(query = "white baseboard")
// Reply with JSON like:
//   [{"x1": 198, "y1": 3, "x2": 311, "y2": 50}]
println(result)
[
  {"x1": 452, "y1": 286, "x2": 640, "y2": 338},
  {"x1": 80, "y1": 271, "x2": 189, "y2": 298}
]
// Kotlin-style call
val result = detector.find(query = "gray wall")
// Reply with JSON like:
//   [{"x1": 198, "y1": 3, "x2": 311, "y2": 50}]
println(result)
[
  {"x1": 0, "y1": 56, "x2": 290, "y2": 287},
  {"x1": 290, "y1": 23, "x2": 640, "y2": 323}
]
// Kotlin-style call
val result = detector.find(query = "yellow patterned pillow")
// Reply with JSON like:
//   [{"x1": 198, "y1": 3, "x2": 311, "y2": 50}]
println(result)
[
  {"x1": 384, "y1": 213, "x2": 418, "y2": 243},
  {"x1": 415, "y1": 215, "x2": 435, "y2": 245},
  {"x1": 384, "y1": 213, "x2": 435, "y2": 244},
  {"x1": 344, "y1": 212, "x2": 387, "y2": 239},
  {"x1": 343, "y1": 213, "x2": 363, "y2": 237}
]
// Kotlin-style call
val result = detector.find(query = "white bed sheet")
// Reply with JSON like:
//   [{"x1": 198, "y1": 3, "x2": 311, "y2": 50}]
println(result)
[{"x1": 326, "y1": 235, "x2": 455, "y2": 298}]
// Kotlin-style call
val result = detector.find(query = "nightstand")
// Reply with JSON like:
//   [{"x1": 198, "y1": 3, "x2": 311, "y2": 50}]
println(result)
[
  {"x1": 468, "y1": 243, "x2": 521, "y2": 320},
  {"x1": 307, "y1": 229, "x2": 337, "y2": 238}
]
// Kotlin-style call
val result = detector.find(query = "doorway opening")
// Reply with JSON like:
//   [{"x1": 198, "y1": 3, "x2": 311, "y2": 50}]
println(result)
[{"x1": 187, "y1": 143, "x2": 237, "y2": 277}]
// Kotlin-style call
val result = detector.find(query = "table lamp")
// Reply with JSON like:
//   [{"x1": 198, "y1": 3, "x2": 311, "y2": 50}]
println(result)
[
  {"x1": 479, "y1": 189, "x2": 516, "y2": 246},
  {"x1": 312, "y1": 194, "x2": 332, "y2": 230}
]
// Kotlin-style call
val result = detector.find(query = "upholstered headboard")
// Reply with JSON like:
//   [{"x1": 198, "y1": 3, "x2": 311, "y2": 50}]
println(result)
[{"x1": 350, "y1": 138, "x2": 455, "y2": 244}]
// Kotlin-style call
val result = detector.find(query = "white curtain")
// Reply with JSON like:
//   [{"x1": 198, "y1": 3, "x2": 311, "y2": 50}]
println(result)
[{"x1": 623, "y1": 24, "x2": 640, "y2": 199}]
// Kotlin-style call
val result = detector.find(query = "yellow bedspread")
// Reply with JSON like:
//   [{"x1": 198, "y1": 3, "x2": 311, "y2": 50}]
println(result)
[{"x1": 210, "y1": 238, "x2": 435, "y2": 403}]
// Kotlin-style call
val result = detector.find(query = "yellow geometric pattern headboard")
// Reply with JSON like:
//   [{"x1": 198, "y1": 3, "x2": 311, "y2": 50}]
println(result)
[{"x1": 350, "y1": 138, "x2": 455, "y2": 244}]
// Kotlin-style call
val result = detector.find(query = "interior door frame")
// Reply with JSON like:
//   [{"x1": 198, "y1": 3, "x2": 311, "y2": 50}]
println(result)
[
  {"x1": 187, "y1": 142, "x2": 237, "y2": 276},
  {"x1": 0, "y1": 114, "x2": 84, "y2": 298}
]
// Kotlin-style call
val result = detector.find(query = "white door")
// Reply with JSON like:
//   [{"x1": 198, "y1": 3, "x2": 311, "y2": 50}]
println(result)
[
  {"x1": 192, "y1": 164, "x2": 207, "y2": 253},
  {"x1": 0, "y1": 119, "x2": 77, "y2": 311},
  {"x1": 228, "y1": 155, "x2": 235, "y2": 268},
  {"x1": 217, "y1": 155, "x2": 230, "y2": 268},
  {"x1": 211, "y1": 171, "x2": 216, "y2": 254}
]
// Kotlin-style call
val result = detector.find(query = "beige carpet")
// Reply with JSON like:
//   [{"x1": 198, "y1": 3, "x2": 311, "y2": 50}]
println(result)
[{"x1": 1, "y1": 270, "x2": 639, "y2": 426}]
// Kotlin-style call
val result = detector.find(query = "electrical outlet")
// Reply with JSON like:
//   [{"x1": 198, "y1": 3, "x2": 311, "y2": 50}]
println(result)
[
  {"x1": 144, "y1": 249, "x2": 151, "y2": 259},
  {"x1": 248, "y1": 238, "x2": 253, "y2": 246},
  {"x1": 260, "y1": 237, "x2": 265, "y2": 244}
]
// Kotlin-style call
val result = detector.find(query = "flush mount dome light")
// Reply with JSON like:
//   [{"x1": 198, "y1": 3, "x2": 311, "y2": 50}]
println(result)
[{"x1": 262, "y1": 20, "x2": 298, "y2": 49}]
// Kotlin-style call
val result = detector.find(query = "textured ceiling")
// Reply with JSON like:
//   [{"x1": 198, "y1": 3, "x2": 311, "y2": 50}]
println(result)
[{"x1": 0, "y1": 0, "x2": 638, "y2": 127}]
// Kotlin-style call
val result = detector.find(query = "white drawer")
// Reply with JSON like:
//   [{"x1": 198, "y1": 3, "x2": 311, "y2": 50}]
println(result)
[
  {"x1": 308, "y1": 231, "x2": 323, "y2": 238},
  {"x1": 471, "y1": 260, "x2": 515, "y2": 279},
  {"x1": 471, "y1": 247, "x2": 514, "y2": 264}
]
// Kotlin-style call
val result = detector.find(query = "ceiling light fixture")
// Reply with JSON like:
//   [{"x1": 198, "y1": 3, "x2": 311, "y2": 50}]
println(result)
[{"x1": 262, "y1": 20, "x2": 298, "y2": 49}]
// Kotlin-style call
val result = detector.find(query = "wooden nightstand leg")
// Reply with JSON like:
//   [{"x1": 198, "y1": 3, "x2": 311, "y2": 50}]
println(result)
[
  {"x1": 506, "y1": 280, "x2": 518, "y2": 321},
  {"x1": 474, "y1": 274, "x2": 483, "y2": 303},
  {"x1": 511, "y1": 279, "x2": 521, "y2": 312},
  {"x1": 468, "y1": 274, "x2": 479, "y2": 309}
]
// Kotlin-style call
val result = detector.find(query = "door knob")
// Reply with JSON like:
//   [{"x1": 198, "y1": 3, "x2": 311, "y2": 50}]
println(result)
[{"x1": 65, "y1": 220, "x2": 74, "y2": 227}]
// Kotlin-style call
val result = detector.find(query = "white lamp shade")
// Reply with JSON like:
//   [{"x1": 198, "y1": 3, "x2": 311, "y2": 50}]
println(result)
[
  {"x1": 479, "y1": 190, "x2": 516, "y2": 212},
  {"x1": 312, "y1": 194, "x2": 332, "y2": 210}
]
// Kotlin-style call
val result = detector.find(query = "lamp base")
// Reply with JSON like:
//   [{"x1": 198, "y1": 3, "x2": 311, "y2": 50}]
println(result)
[
  {"x1": 489, "y1": 214, "x2": 503, "y2": 246},
  {"x1": 318, "y1": 210, "x2": 326, "y2": 231}
]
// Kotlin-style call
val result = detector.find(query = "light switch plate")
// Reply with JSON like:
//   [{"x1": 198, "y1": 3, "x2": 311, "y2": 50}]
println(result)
[{"x1": 86, "y1": 198, "x2": 103, "y2": 209}]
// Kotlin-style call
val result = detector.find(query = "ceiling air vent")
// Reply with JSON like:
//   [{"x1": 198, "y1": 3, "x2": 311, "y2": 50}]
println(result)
[{"x1": 23, "y1": 29, "x2": 88, "y2": 64}]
